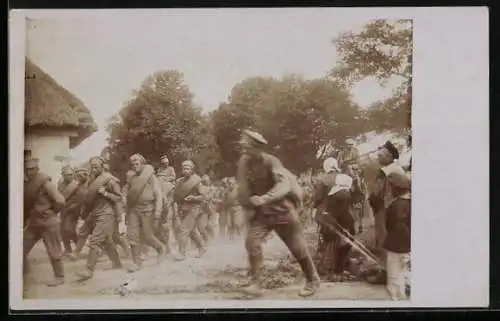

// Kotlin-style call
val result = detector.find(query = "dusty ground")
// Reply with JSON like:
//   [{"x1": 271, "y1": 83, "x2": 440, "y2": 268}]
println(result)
[{"x1": 23, "y1": 218, "x2": 390, "y2": 301}]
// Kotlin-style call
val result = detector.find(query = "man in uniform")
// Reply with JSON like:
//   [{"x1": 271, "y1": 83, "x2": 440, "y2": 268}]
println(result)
[
  {"x1": 155, "y1": 166, "x2": 176, "y2": 254},
  {"x1": 172, "y1": 160, "x2": 207, "y2": 261},
  {"x1": 367, "y1": 140, "x2": 406, "y2": 284},
  {"x1": 126, "y1": 154, "x2": 166, "y2": 271},
  {"x1": 157, "y1": 155, "x2": 176, "y2": 183},
  {"x1": 23, "y1": 158, "x2": 66, "y2": 286},
  {"x1": 221, "y1": 181, "x2": 245, "y2": 240},
  {"x1": 337, "y1": 137, "x2": 360, "y2": 171},
  {"x1": 67, "y1": 167, "x2": 91, "y2": 260},
  {"x1": 313, "y1": 157, "x2": 355, "y2": 278},
  {"x1": 236, "y1": 129, "x2": 320, "y2": 297},
  {"x1": 199, "y1": 174, "x2": 216, "y2": 243},
  {"x1": 76, "y1": 157, "x2": 123, "y2": 281},
  {"x1": 57, "y1": 165, "x2": 80, "y2": 257}
]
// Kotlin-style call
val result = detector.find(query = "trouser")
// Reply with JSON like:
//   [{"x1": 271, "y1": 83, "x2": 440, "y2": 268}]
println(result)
[
  {"x1": 23, "y1": 222, "x2": 64, "y2": 279},
  {"x1": 177, "y1": 203, "x2": 205, "y2": 254},
  {"x1": 219, "y1": 208, "x2": 229, "y2": 238},
  {"x1": 74, "y1": 218, "x2": 94, "y2": 255},
  {"x1": 154, "y1": 207, "x2": 171, "y2": 253},
  {"x1": 86, "y1": 213, "x2": 121, "y2": 271},
  {"x1": 60, "y1": 211, "x2": 79, "y2": 254},
  {"x1": 197, "y1": 212, "x2": 211, "y2": 243},
  {"x1": 220, "y1": 206, "x2": 245, "y2": 239},
  {"x1": 386, "y1": 251, "x2": 411, "y2": 300},
  {"x1": 112, "y1": 220, "x2": 131, "y2": 257},
  {"x1": 229, "y1": 206, "x2": 245, "y2": 238},
  {"x1": 351, "y1": 203, "x2": 364, "y2": 234},
  {"x1": 245, "y1": 205, "x2": 319, "y2": 284},
  {"x1": 127, "y1": 205, "x2": 165, "y2": 263},
  {"x1": 201, "y1": 202, "x2": 216, "y2": 240},
  {"x1": 374, "y1": 209, "x2": 388, "y2": 269}
]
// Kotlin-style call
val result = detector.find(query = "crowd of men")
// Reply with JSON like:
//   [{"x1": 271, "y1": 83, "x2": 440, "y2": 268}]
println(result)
[{"x1": 23, "y1": 129, "x2": 411, "y2": 300}]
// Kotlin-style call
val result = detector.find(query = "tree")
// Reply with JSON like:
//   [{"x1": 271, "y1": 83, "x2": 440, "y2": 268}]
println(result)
[
  {"x1": 211, "y1": 75, "x2": 364, "y2": 175},
  {"x1": 106, "y1": 70, "x2": 217, "y2": 180},
  {"x1": 330, "y1": 19, "x2": 412, "y2": 132}
]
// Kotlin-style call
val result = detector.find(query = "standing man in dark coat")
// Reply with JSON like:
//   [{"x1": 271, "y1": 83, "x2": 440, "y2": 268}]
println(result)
[
  {"x1": 236, "y1": 129, "x2": 320, "y2": 297},
  {"x1": 23, "y1": 158, "x2": 66, "y2": 287},
  {"x1": 367, "y1": 141, "x2": 406, "y2": 284}
]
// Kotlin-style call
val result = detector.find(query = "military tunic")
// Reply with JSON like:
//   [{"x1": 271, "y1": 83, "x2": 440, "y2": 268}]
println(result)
[
  {"x1": 236, "y1": 152, "x2": 319, "y2": 284},
  {"x1": 173, "y1": 174, "x2": 206, "y2": 254},
  {"x1": 24, "y1": 172, "x2": 66, "y2": 278}
]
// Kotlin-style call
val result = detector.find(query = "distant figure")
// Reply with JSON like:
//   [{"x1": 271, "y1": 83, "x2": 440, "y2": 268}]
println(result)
[
  {"x1": 23, "y1": 158, "x2": 66, "y2": 287},
  {"x1": 200, "y1": 174, "x2": 217, "y2": 242},
  {"x1": 155, "y1": 167, "x2": 176, "y2": 253},
  {"x1": 236, "y1": 129, "x2": 320, "y2": 297},
  {"x1": 337, "y1": 137, "x2": 360, "y2": 171},
  {"x1": 157, "y1": 154, "x2": 176, "y2": 183}
]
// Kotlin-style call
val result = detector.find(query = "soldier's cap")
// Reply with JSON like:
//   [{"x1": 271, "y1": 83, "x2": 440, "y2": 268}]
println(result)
[
  {"x1": 380, "y1": 140, "x2": 400, "y2": 160},
  {"x1": 242, "y1": 129, "x2": 268, "y2": 146},
  {"x1": 61, "y1": 165, "x2": 74, "y2": 174},
  {"x1": 75, "y1": 167, "x2": 89, "y2": 173},
  {"x1": 182, "y1": 160, "x2": 195, "y2": 168},
  {"x1": 90, "y1": 156, "x2": 105, "y2": 165},
  {"x1": 24, "y1": 157, "x2": 39, "y2": 169},
  {"x1": 387, "y1": 171, "x2": 411, "y2": 190}
]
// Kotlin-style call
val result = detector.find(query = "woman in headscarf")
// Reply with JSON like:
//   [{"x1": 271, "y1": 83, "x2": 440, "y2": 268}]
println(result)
[{"x1": 313, "y1": 157, "x2": 355, "y2": 280}]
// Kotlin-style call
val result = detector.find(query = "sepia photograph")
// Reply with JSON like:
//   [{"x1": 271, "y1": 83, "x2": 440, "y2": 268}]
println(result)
[{"x1": 9, "y1": 8, "x2": 489, "y2": 310}]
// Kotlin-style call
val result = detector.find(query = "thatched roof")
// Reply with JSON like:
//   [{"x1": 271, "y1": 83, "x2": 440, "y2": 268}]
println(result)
[{"x1": 24, "y1": 58, "x2": 98, "y2": 148}]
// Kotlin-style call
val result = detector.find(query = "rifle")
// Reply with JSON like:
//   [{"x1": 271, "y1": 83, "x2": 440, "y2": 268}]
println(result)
[{"x1": 316, "y1": 213, "x2": 380, "y2": 266}]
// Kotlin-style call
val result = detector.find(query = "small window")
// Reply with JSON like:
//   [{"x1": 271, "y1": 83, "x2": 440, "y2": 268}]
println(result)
[{"x1": 24, "y1": 149, "x2": 32, "y2": 159}]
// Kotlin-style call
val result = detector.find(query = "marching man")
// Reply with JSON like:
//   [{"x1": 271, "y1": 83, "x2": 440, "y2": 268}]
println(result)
[
  {"x1": 236, "y1": 129, "x2": 320, "y2": 297},
  {"x1": 23, "y1": 158, "x2": 66, "y2": 287}
]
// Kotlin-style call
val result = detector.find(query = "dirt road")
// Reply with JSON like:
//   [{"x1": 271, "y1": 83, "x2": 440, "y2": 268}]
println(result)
[{"x1": 23, "y1": 226, "x2": 390, "y2": 301}]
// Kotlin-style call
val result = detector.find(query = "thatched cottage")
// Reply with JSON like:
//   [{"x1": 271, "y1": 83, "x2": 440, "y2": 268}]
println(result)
[{"x1": 24, "y1": 58, "x2": 98, "y2": 181}]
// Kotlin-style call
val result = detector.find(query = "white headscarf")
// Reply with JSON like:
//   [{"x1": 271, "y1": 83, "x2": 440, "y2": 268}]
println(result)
[
  {"x1": 328, "y1": 174, "x2": 353, "y2": 196},
  {"x1": 323, "y1": 157, "x2": 340, "y2": 173}
]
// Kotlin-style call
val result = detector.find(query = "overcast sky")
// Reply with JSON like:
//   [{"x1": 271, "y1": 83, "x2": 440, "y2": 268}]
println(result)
[{"x1": 25, "y1": 9, "x2": 402, "y2": 164}]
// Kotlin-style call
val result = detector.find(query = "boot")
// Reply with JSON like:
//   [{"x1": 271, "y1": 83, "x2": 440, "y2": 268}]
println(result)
[
  {"x1": 127, "y1": 245, "x2": 143, "y2": 272},
  {"x1": 299, "y1": 279, "x2": 320, "y2": 297},
  {"x1": 297, "y1": 257, "x2": 321, "y2": 297},
  {"x1": 77, "y1": 247, "x2": 100, "y2": 281},
  {"x1": 47, "y1": 258, "x2": 65, "y2": 287},
  {"x1": 239, "y1": 254, "x2": 263, "y2": 293}
]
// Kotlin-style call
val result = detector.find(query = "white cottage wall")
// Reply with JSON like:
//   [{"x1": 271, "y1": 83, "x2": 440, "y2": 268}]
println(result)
[{"x1": 25, "y1": 130, "x2": 75, "y2": 182}]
